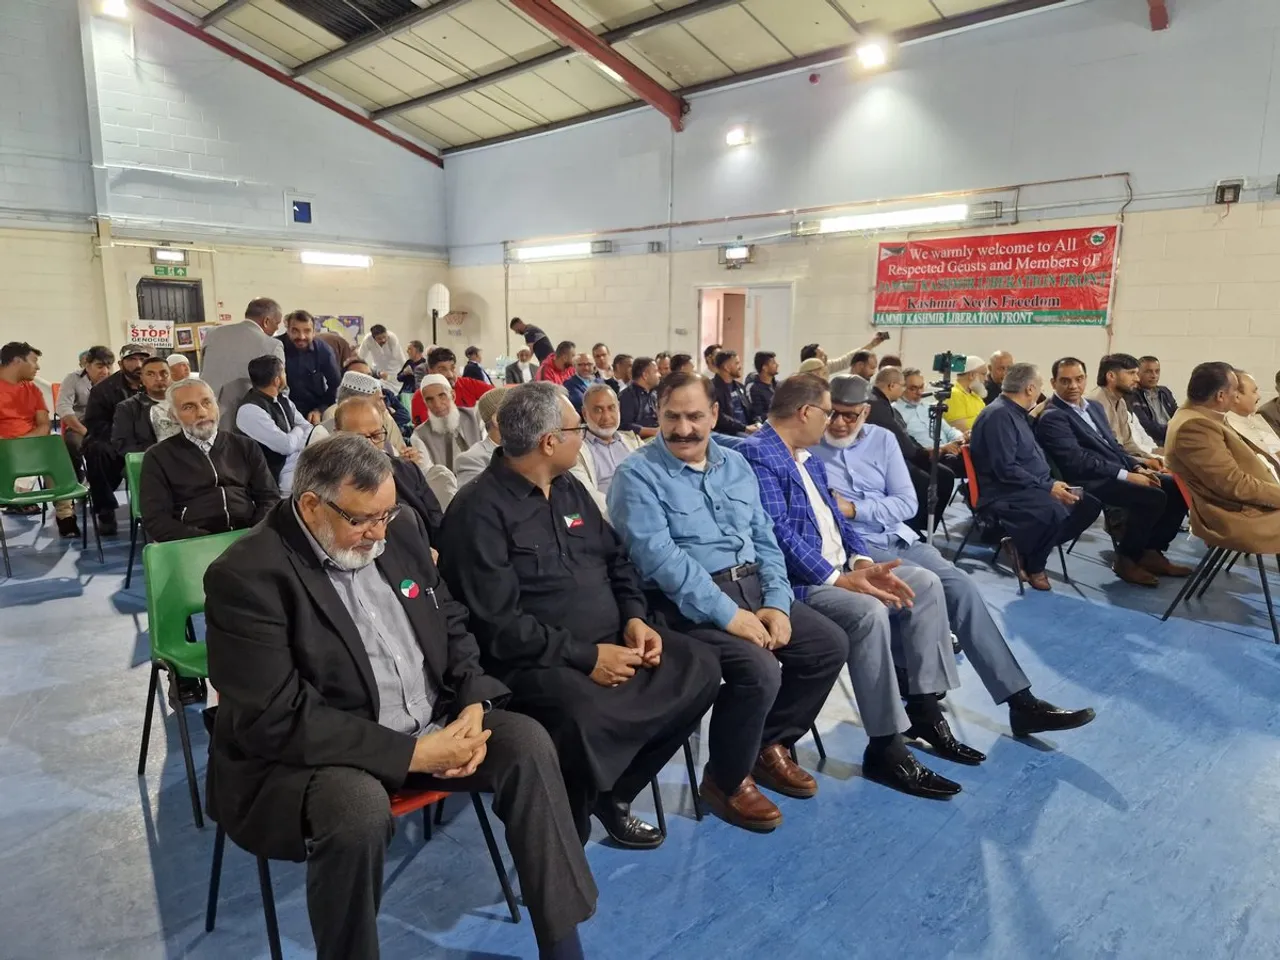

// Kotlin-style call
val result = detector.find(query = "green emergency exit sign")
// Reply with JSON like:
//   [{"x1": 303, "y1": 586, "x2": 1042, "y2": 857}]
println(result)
[{"x1": 153, "y1": 266, "x2": 188, "y2": 277}]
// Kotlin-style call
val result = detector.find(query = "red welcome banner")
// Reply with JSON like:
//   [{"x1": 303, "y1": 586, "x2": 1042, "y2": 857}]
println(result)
[{"x1": 873, "y1": 225, "x2": 1119, "y2": 326}]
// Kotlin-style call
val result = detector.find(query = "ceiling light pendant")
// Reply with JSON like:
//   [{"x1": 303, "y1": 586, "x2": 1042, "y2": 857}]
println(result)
[
  {"x1": 725, "y1": 125, "x2": 751, "y2": 147},
  {"x1": 855, "y1": 40, "x2": 889, "y2": 71}
]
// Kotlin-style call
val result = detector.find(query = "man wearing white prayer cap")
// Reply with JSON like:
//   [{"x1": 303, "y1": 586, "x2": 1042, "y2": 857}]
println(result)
[
  {"x1": 412, "y1": 373, "x2": 482, "y2": 472},
  {"x1": 166, "y1": 354, "x2": 197, "y2": 382}
]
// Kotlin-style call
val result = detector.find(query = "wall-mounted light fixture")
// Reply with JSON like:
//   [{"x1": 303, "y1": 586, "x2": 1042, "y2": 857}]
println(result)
[
  {"x1": 150, "y1": 247, "x2": 189, "y2": 266},
  {"x1": 719, "y1": 244, "x2": 754, "y2": 268},
  {"x1": 793, "y1": 202, "x2": 1001, "y2": 237},
  {"x1": 511, "y1": 240, "x2": 613, "y2": 262},
  {"x1": 725, "y1": 125, "x2": 752, "y2": 147},
  {"x1": 300, "y1": 251, "x2": 371, "y2": 267}
]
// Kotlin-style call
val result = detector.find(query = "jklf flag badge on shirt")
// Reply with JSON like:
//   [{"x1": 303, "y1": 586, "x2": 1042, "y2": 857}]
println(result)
[
  {"x1": 563, "y1": 513, "x2": 585, "y2": 530},
  {"x1": 399, "y1": 579, "x2": 420, "y2": 599}
]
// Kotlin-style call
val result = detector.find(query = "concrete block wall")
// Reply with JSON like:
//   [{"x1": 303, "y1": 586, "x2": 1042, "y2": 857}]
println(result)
[{"x1": 0, "y1": 0, "x2": 96, "y2": 218}]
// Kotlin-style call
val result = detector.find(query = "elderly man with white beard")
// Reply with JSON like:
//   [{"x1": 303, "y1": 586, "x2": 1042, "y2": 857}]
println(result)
[
  {"x1": 570, "y1": 382, "x2": 642, "y2": 522},
  {"x1": 412, "y1": 373, "x2": 483, "y2": 473}
]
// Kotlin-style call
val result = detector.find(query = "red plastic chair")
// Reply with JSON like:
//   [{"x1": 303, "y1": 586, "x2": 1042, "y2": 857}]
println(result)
[
  {"x1": 206, "y1": 787, "x2": 520, "y2": 960},
  {"x1": 953, "y1": 445, "x2": 1030, "y2": 594}
]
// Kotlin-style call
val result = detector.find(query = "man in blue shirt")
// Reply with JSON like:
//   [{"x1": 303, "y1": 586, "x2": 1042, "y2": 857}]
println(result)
[
  {"x1": 609, "y1": 372, "x2": 849, "y2": 832},
  {"x1": 279, "y1": 310, "x2": 340, "y2": 423},
  {"x1": 1036, "y1": 356, "x2": 1191, "y2": 587},
  {"x1": 968, "y1": 362, "x2": 1101, "y2": 591},
  {"x1": 813, "y1": 374, "x2": 1097, "y2": 744}
]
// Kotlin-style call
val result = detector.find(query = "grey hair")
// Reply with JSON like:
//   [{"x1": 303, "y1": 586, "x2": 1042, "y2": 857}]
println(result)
[
  {"x1": 874, "y1": 366, "x2": 904, "y2": 387},
  {"x1": 166, "y1": 377, "x2": 215, "y2": 407},
  {"x1": 292, "y1": 432, "x2": 392, "y2": 502},
  {"x1": 499, "y1": 381, "x2": 568, "y2": 457},
  {"x1": 583, "y1": 382, "x2": 617, "y2": 406},
  {"x1": 1002, "y1": 362, "x2": 1040, "y2": 395},
  {"x1": 902, "y1": 367, "x2": 923, "y2": 380}
]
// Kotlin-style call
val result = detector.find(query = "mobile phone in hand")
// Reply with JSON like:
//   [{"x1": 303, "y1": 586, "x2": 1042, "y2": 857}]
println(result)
[
  {"x1": 875, "y1": 331, "x2": 891, "y2": 343},
  {"x1": 1067, "y1": 486, "x2": 1084, "y2": 497}
]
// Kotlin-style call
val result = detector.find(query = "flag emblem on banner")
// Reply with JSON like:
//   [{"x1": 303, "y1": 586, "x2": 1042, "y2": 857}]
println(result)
[
  {"x1": 880, "y1": 245, "x2": 906, "y2": 260},
  {"x1": 1088, "y1": 231, "x2": 1107, "y2": 246}
]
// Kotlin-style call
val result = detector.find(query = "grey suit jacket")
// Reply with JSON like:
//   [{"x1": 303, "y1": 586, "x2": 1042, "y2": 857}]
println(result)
[{"x1": 200, "y1": 321, "x2": 286, "y2": 429}]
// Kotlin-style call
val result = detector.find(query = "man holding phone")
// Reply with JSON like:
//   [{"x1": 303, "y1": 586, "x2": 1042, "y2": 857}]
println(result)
[
  {"x1": 800, "y1": 331, "x2": 891, "y2": 380},
  {"x1": 968, "y1": 362, "x2": 1103, "y2": 591},
  {"x1": 1036, "y1": 357, "x2": 1191, "y2": 587}
]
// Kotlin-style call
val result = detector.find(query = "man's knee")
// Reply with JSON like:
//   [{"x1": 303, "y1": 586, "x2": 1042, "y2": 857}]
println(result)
[
  {"x1": 307, "y1": 767, "x2": 393, "y2": 853},
  {"x1": 791, "y1": 603, "x2": 850, "y2": 670},
  {"x1": 487, "y1": 710, "x2": 559, "y2": 770},
  {"x1": 719, "y1": 638, "x2": 782, "y2": 703},
  {"x1": 898, "y1": 565, "x2": 944, "y2": 602}
]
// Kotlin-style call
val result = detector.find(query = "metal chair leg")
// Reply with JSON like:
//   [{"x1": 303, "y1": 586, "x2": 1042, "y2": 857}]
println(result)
[
  {"x1": 172, "y1": 686, "x2": 205, "y2": 828},
  {"x1": 1226, "y1": 553, "x2": 1241, "y2": 574},
  {"x1": 810, "y1": 725, "x2": 827, "y2": 761},
  {"x1": 1161, "y1": 547, "x2": 1220, "y2": 621},
  {"x1": 88, "y1": 496, "x2": 102, "y2": 563},
  {"x1": 1256, "y1": 554, "x2": 1280, "y2": 645},
  {"x1": 682, "y1": 739, "x2": 702, "y2": 821},
  {"x1": 205, "y1": 825, "x2": 226, "y2": 932},
  {"x1": 1058, "y1": 544, "x2": 1070, "y2": 583},
  {"x1": 953, "y1": 524, "x2": 975, "y2": 561},
  {"x1": 256, "y1": 857, "x2": 284, "y2": 960},
  {"x1": 471, "y1": 793, "x2": 520, "y2": 923},
  {"x1": 435, "y1": 796, "x2": 447, "y2": 825},
  {"x1": 650, "y1": 779, "x2": 667, "y2": 838},
  {"x1": 137, "y1": 662, "x2": 161, "y2": 776},
  {"x1": 0, "y1": 520, "x2": 10, "y2": 578},
  {"x1": 1196, "y1": 549, "x2": 1235, "y2": 600},
  {"x1": 125, "y1": 519, "x2": 139, "y2": 589},
  {"x1": 423, "y1": 805, "x2": 433, "y2": 841}
]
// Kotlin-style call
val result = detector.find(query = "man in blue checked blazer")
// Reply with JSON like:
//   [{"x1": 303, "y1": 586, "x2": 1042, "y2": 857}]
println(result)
[{"x1": 608, "y1": 372, "x2": 851, "y2": 831}]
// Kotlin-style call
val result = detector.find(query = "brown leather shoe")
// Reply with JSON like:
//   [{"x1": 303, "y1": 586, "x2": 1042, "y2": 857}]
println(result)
[
  {"x1": 751, "y1": 743, "x2": 818, "y2": 798},
  {"x1": 1115, "y1": 554, "x2": 1159, "y2": 587},
  {"x1": 1139, "y1": 549, "x2": 1193, "y2": 577},
  {"x1": 699, "y1": 771, "x2": 783, "y2": 832},
  {"x1": 1027, "y1": 571, "x2": 1052, "y2": 591}
]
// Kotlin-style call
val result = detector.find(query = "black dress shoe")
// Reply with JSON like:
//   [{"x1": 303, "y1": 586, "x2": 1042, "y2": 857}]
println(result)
[
  {"x1": 862, "y1": 747, "x2": 962, "y2": 799},
  {"x1": 905, "y1": 715, "x2": 986, "y2": 766},
  {"x1": 592, "y1": 795, "x2": 663, "y2": 849},
  {"x1": 96, "y1": 510, "x2": 118, "y2": 537},
  {"x1": 168, "y1": 676, "x2": 207, "y2": 709},
  {"x1": 1009, "y1": 698, "x2": 1096, "y2": 738}
]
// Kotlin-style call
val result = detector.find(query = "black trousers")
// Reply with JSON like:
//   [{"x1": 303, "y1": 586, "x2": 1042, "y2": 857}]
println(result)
[
  {"x1": 655, "y1": 574, "x2": 848, "y2": 792},
  {"x1": 987, "y1": 489, "x2": 1102, "y2": 574},
  {"x1": 1087, "y1": 474, "x2": 1187, "y2": 560},
  {"x1": 83, "y1": 439, "x2": 123, "y2": 514},
  {"x1": 909, "y1": 461, "x2": 955, "y2": 533},
  {"x1": 63, "y1": 430, "x2": 86, "y2": 481},
  {"x1": 301, "y1": 710, "x2": 597, "y2": 959}
]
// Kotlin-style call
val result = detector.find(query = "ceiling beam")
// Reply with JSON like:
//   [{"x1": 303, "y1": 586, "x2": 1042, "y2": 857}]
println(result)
[
  {"x1": 200, "y1": 0, "x2": 253, "y2": 28},
  {"x1": 443, "y1": 0, "x2": 1074, "y2": 155},
  {"x1": 292, "y1": 0, "x2": 475, "y2": 77},
  {"x1": 1147, "y1": 0, "x2": 1170, "y2": 30},
  {"x1": 370, "y1": 0, "x2": 740, "y2": 121},
  {"x1": 506, "y1": 0, "x2": 686, "y2": 130},
  {"x1": 132, "y1": 0, "x2": 443, "y2": 167}
]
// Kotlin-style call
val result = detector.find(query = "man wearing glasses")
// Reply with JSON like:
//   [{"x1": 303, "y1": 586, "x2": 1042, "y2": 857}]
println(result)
[
  {"x1": 204, "y1": 433, "x2": 598, "y2": 960},
  {"x1": 810, "y1": 375, "x2": 1096, "y2": 747},
  {"x1": 439, "y1": 382, "x2": 720, "y2": 850}
]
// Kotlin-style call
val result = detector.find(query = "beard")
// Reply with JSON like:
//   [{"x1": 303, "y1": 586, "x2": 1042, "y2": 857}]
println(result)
[
  {"x1": 427, "y1": 407, "x2": 461, "y2": 435},
  {"x1": 824, "y1": 430, "x2": 858, "y2": 449},
  {"x1": 587, "y1": 420, "x2": 617, "y2": 439},
  {"x1": 314, "y1": 521, "x2": 387, "y2": 570},
  {"x1": 183, "y1": 420, "x2": 217, "y2": 443}
]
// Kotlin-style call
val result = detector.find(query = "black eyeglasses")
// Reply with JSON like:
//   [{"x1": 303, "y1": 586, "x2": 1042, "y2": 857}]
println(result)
[
  {"x1": 324, "y1": 499, "x2": 402, "y2": 531},
  {"x1": 828, "y1": 408, "x2": 864, "y2": 424},
  {"x1": 557, "y1": 424, "x2": 591, "y2": 436}
]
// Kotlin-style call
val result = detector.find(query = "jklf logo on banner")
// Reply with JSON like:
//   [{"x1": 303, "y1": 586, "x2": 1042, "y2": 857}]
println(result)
[
  {"x1": 873, "y1": 226, "x2": 1119, "y2": 326},
  {"x1": 128, "y1": 320, "x2": 175, "y2": 351}
]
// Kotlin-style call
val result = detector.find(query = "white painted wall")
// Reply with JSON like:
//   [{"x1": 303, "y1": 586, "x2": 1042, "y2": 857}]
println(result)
[
  {"x1": 446, "y1": 0, "x2": 1280, "y2": 262},
  {"x1": 0, "y1": 0, "x2": 96, "y2": 222},
  {"x1": 86, "y1": 12, "x2": 446, "y2": 251}
]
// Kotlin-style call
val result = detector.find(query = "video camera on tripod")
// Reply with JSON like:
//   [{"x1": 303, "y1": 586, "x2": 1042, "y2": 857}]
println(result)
[{"x1": 923, "y1": 352, "x2": 968, "y2": 539}]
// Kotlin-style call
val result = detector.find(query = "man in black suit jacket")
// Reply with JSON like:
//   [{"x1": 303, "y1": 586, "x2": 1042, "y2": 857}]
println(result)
[
  {"x1": 462, "y1": 345, "x2": 494, "y2": 385},
  {"x1": 204, "y1": 434, "x2": 597, "y2": 960},
  {"x1": 1036, "y1": 357, "x2": 1191, "y2": 587}
]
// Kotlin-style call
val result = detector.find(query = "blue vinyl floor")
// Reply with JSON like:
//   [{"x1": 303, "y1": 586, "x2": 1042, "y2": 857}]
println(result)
[{"x1": 4, "y1": 499, "x2": 1280, "y2": 960}]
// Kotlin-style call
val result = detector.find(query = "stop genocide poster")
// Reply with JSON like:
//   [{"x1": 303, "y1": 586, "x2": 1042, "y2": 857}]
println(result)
[{"x1": 873, "y1": 225, "x2": 1119, "y2": 326}]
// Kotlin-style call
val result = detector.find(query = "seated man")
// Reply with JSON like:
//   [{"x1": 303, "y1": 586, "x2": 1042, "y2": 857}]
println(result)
[
  {"x1": 412, "y1": 374, "x2": 483, "y2": 473},
  {"x1": 57, "y1": 344, "x2": 114, "y2": 470},
  {"x1": 1225, "y1": 369, "x2": 1280, "y2": 457},
  {"x1": 570, "y1": 383, "x2": 642, "y2": 521},
  {"x1": 968, "y1": 362, "x2": 1102, "y2": 591},
  {"x1": 1037, "y1": 357, "x2": 1190, "y2": 587},
  {"x1": 1260, "y1": 370, "x2": 1280, "y2": 438},
  {"x1": 746, "y1": 351, "x2": 778, "y2": 424},
  {"x1": 166, "y1": 353, "x2": 195, "y2": 382},
  {"x1": 397, "y1": 339, "x2": 428, "y2": 394},
  {"x1": 411, "y1": 346, "x2": 493, "y2": 426},
  {"x1": 894, "y1": 367, "x2": 964, "y2": 455},
  {"x1": 235, "y1": 355, "x2": 312, "y2": 494},
  {"x1": 806, "y1": 374, "x2": 1096, "y2": 744},
  {"x1": 205, "y1": 434, "x2": 597, "y2": 960},
  {"x1": 565, "y1": 353, "x2": 595, "y2": 412},
  {"x1": 345, "y1": 358, "x2": 411, "y2": 436},
  {"x1": 454, "y1": 386, "x2": 507, "y2": 489},
  {"x1": 83, "y1": 342, "x2": 148, "y2": 533},
  {"x1": 440, "y1": 382, "x2": 720, "y2": 849},
  {"x1": 505, "y1": 347, "x2": 536, "y2": 385},
  {"x1": 536, "y1": 340, "x2": 578, "y2": 387},
  {"x1": 609, "y1": 373, "x2": 886, "y2": 825},
  {"x1": 139, "y1": 379, "x2": 279, "y2": 543},
  {"x1": 1129, "y1": 355, "x2": 1178, "y2": 445},
  {"x1": 710, "y1": 350, "x2": 760, "y2": 436},
  {"x1": 462, "y1": 345, "x2": 493, "y2": 385},
  {"x1": 334, "y1": 396, "x2": 443, "y2": 545},
  {"x1": 867, "y1": 366, "x2": 956, "y2": 532},
  {"x1": 618, "y1": 357, "x2": 660, "y2": 439},
  {"x1": 1167, "y1": 362, "x2": 1280, "y2": 552},
  {"x1": 1087, "y1": 353, "x2": 1166, "y2": 462},
  {"x1": 112, "y1": 356, "x2": 171, "y2": 455},
  {"x1": 355, "y1": 323, "x2": 405, "y2": 381}
]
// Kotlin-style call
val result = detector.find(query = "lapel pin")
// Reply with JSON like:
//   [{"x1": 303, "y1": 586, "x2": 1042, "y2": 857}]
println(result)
[{"x1": 399, "y1": 579, "x2": 420, "y2": 599}]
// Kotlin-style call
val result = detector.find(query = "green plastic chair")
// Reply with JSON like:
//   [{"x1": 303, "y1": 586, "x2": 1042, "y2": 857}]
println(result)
[
  {"x1": 124, "y1": 452, "x2": 147, "y2": 589},
  {"x1": 0, "y1": 435, "x2": 101, "y2": 577},
  {"x1": 137, "y1": 528, "x2": 249, "y2": 828}
]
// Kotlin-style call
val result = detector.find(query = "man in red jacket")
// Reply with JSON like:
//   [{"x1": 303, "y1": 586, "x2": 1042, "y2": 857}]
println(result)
[
  {"x1": 411, "y1": 346, "x2": 493, "y2": 426},
  {"x1": 537, "y1": 340, "x2": 577, "y2": 387}
]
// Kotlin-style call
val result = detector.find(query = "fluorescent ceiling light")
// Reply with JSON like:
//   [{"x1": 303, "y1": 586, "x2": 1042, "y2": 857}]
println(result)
[
  {"x1": 101, "y1": 0, "x2": 129, "y2": 17},
  {"x1": 723, "y1": 245, "x2": 751, "y2": 260},
  {"x1": 855, "y1": 41, "x2": 888, "y2": 70},
  {"x1": 151, "y1": 247, "x2": 187, "y2": 264},
  {"x1": 817, "y1": 204, "x2": 970, "y2": 234},
  {"x1": 594, "y1": 62, "x2": 625, "y2": 84},
  {"x1": 300, "y1": 250, "x2": 371, "y2": 267},
  {"x1": 725, "y1": 126, "x2": 751, "y2": 147},
  {"x1": 514, "y1": 242, "x2": 593, "y2": 262}
]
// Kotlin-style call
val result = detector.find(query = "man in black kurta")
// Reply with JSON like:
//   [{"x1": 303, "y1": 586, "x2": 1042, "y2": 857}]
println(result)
[{"x1": 440, "y1": 382, "x2": 721, "y2": 850}]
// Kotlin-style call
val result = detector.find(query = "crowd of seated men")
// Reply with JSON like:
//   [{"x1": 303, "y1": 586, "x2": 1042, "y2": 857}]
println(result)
[{"x1": 11, "y1": 305, "x2": 1280, "y2": 960}]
